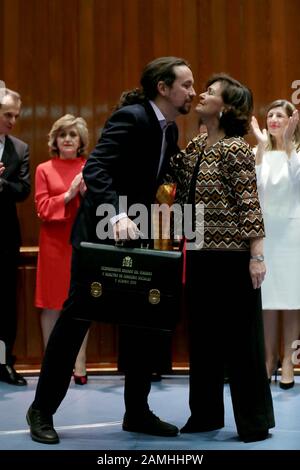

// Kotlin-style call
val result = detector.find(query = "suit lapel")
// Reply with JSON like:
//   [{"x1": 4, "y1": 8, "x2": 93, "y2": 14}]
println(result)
[
  {"x1": 1, "y1": 136, "x2": 18, "y2": 176},
  {"x1": 143, "y1": 101, "x2": 164, "y2": 174}
]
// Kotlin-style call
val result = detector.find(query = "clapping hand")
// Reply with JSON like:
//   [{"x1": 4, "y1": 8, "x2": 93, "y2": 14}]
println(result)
[
  {"x1": 250, "y1": 116, "x2": 268, "y2": 146},
  {"x1": 65, "y1": 172, "x2": 82, "y2": 203},
  {"x1": 79, "y1": 178, "x2": 87, "y2": 196},
  {"x1": 283, "y1": 109, "x2": 299, "y2": 148},
  {"x1": 0, "y1": 162, "x2": 5, "y2": 176}
]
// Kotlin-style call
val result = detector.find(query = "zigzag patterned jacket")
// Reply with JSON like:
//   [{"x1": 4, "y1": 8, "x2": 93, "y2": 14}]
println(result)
[{"x1": 167, "y1": 133, "x2": 265, "y2": 251}]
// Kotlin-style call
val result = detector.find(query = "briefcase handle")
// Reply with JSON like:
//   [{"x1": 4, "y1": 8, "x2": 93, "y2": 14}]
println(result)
[
  {"x1": 115, "y1": 239, "x2": 150, "y2": 249},
  {"x1": 115, "y1": 238, "x2": 183, "y2": 251}
]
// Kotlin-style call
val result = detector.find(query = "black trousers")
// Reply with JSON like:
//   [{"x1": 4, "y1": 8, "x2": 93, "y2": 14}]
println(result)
[
  {"x1": 33, "y1": 247, "x2": 165, "y2": 417},
  {"x1": 185, "y1": 250, "x2": 275, "y2": 437},
  {"x1": 0, "y1": 248, "x2": 19, "y2": 365}
]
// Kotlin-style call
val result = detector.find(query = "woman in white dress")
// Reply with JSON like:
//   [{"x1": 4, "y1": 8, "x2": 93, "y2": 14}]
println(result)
[{"x1": 251, "y1": 100, "x2": 300, "y2": 389}]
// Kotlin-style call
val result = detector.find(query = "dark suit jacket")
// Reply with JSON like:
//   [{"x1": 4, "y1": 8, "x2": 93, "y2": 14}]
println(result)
[
  {"x1": 0, "y1": 135, "x2": 30, "y2": 248},
  {"x1": 71, "y1": 101, "x2": 179, "y2": 247}
]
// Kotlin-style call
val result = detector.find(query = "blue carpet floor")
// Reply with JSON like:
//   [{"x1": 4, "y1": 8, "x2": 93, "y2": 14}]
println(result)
[{"x1": 0, "y1": 375, "x2": 299, "y2": 465}]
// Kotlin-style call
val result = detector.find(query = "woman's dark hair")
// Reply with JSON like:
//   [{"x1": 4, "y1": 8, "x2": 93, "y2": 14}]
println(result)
[
  {"x1": 206, "y1": 73, "x2": 253, "y2": 137},
  {"x1": 116, "y1": 56, "x2": 190, "y2": 109}
]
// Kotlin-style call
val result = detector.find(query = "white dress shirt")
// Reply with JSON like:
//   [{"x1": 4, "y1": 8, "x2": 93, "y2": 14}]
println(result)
[{"x1": 0, "y1": 134, "x2": 5, "y2": 161}]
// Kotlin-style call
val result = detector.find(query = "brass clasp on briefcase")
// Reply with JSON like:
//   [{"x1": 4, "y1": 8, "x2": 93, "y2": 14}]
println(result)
[
  {"x1": 75, "y1": 242, "x2": 183, "y2": 330},
  {"x1": 148, "y1": 288, "x2": 161, "y2": 304},
  {"x1": 90, "y1": 282, "x2": 102, "y2": 298}
]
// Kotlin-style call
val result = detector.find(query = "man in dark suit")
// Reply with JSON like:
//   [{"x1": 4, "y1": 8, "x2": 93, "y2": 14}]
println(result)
[
  {"x1": 26, "y1": 57, "x2": 196, "y2": 444},
  {"x1": 0, "y1": 87, "x2": 30, "y2": 386}
]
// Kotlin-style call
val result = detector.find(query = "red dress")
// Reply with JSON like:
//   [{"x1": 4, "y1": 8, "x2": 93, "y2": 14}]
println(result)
[{"x1": 35, "y1": 156, "x2": 86, "y2": 310}]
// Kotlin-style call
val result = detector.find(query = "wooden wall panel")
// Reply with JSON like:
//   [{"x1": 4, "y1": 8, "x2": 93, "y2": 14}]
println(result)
[
  {"x1": 14, "y1": 253, "x2": 43, "y2": 365},
  {"x1": 1, "y1": 0, "x2": 300, "y2": 368},
  {"x1": 78, "y1": 0, "x2": 95, "y2": 134},
  {"x1": 1, "y1": 0, "x2": 299, "y2": 245}
]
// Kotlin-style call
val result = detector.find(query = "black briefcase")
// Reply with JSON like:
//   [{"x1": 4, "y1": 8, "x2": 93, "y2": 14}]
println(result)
[{"x1": 72, "y1": 242, "x2": 183, "y2": 330}]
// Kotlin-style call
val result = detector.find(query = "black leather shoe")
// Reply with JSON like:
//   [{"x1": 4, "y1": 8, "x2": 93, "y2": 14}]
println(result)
[
  {"x1": 240, "y1": 430, "x2": 269, "y2": 443},
  {"x1": 151, "y1": 373, "x2": 162, "y2": 382},
  {"x1": 26, "y1": 405, "x2": 59, "y2": 444},
  {"x1": 123, "y1": 411, "x2": 178, "y2": 437},
  {"x1": 0, "y1": 364, "x2": 27, "y2": 386},
  {"x1": 279, "y1": 381, "x2": 295, "y2": 390},
  {"x1": 180, "y1": 416, "x2": 223, "y2": 433}
]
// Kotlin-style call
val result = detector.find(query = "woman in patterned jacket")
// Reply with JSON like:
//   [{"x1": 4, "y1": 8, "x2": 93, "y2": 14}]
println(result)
[{"x1": 167, "y1": 74, "x2": 275, "y2": 443}]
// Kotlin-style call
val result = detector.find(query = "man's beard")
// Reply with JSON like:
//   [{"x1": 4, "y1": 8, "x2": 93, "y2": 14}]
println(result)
[{"x1": 178, "y1": 102, "x2": 192, "y2": 115}]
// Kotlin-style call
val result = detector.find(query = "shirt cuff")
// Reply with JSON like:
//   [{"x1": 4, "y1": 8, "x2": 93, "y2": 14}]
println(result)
[{"x1": 110, "y1": 212, "x2": 127, "y2": 225}]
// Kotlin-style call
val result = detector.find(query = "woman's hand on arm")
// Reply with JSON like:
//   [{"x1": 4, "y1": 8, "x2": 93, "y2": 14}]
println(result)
[
  {"x1": 249, "y1": 237, "x2": 266, "y2": 289},
  {"x1": 249, "y1": 258, "x2": 266, "y2": 289}
]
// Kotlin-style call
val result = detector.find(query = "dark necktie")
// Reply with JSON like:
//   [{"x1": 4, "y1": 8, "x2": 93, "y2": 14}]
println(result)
[
  {"x1": 164, "y1": 124, "x2": 176, "y2": 158},
  {"x1": 157, "y1": 123, "x2": 177, "y2": 181}
]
